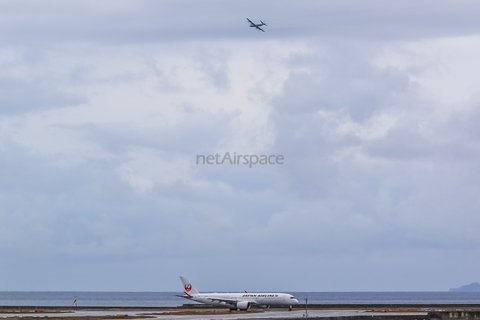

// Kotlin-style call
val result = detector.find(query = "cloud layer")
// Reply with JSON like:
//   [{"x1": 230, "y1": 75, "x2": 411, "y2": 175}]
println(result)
[{"x1": 1, "y1": 1, "x2": 480, "y2": 292}]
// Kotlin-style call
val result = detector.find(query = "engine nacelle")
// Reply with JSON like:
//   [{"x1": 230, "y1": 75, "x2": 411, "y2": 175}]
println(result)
[{"x1": 237, "y1": 301, "x2": 250, "y2": 310}]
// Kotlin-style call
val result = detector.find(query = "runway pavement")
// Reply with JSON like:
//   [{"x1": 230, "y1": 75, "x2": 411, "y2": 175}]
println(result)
[{"x1": 0, "y1": 309, "x2": 428, "y2": 319}]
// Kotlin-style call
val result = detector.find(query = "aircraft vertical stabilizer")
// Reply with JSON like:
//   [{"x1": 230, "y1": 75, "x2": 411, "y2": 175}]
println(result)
[{"x1": 180, "y1": 276, "x2": 200, "y2": 295}]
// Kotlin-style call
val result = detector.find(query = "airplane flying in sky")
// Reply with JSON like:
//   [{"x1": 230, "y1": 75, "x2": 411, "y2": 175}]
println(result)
[
  {"x1": 247, "y1": 18, "x2": 267, "y2": 32},
  {"x1": 176, "y1": 276, "x2": 299, "y2": 311}
]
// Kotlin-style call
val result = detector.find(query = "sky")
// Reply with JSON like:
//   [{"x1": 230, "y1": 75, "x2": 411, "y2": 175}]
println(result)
[{"x1": 1, "y1": 0, "x2": 480, "y2": 292}]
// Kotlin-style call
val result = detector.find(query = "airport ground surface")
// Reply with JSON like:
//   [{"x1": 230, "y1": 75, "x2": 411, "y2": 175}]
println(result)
[
  {"x1": 2, "y1": 304, "x2": 477, "y2": 320},
  {"x1": 0, "y1": 310, "x2": 428, "y2": 320}
]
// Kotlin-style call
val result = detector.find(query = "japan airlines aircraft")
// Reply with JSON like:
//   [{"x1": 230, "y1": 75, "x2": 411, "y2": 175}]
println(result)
[
  {"x1": 247, "y1": 18, "x2": 267, "y2": 32},
  {"x1": 176, "y1": 276, "x2": 299, "y2": 311}
]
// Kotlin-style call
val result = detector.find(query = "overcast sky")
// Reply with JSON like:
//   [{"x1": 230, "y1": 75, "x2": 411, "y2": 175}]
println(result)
[{"x1": 2, "y1": 0, "x2": 480, "y2": 292}]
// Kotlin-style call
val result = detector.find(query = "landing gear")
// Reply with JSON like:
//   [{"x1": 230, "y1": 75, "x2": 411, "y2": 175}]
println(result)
[{"x1": 289, "y1": 305, "x2": 293, "y2": 311}]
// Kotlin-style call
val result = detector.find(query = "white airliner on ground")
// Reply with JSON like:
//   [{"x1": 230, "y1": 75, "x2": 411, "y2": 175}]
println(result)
[{"x1": 176, "y1": 276, "x2": 299, "y2": 311}]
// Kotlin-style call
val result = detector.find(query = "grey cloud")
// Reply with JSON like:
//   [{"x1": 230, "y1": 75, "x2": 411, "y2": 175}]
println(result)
[
  {"x1": 0, "y1": 140, "x2": 209, "y2": 258},
  {"x1": 276, "y1": 44, "x2": 410, "y2": 122},
  {"x1": 195, "y1": 48, "x2": 231, "y2": 91},
  {"x1": 0, "y1": 77, "x2": 86, "y2": 115},
  {"x1": 263, "y1": 40, "x2": 480, "y2": 260},
  {"x1": 3, "y1": 0, "x2": 480, "y2": 291},
  {"x1": 365, "y1": 104, "x2": 480, "y2": 163},
  {"x1": 266, "y1": 45, "x2": 409, "y2": 200},
  {"x1": 1, "y1": 1, "x2": 480, "y2": 46},
  {"x1": 0, "y1": 135, "x2": 286, "y2": 258},
  {"x1": 366, "y1": 124, "x2": 438, "y2": 161},
  {"x1": 0, "y1": 141, "x2": 132, "y2": 253},
  {"x1": 60, "y1": 108, "x2": 237, "y2": 155}
]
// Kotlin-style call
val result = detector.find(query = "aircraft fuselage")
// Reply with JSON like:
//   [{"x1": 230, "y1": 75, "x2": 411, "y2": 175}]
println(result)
[
  {"x1": 177, "y1": 276, "x2": 299, "y2": 310},
  {"x1": 186, "y1": 292, "x2": 297, "y2": 306}
]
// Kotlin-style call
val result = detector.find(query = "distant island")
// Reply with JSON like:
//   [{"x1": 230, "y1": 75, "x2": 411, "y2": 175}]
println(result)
[{"x1": 449, "y1": 282, "x2": 480, "y2": 292}]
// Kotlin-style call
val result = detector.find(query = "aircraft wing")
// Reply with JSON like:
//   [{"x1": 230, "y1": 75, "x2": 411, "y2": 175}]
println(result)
[
  {"x1": 246, "y1": 18, "x2": 254, "y2": 26},
  {"x1": 255, "y1": 26, "x2": 265, "y2": 32},
  {"x1": 208, "y1": 297, "x2": 237, "y2": 304},
  {"x1": 226, "y1": 297, "x2": 260, "y2": 303},
  {"x1": 208, "y1": 297, "x2": 258, "y2": 306}
]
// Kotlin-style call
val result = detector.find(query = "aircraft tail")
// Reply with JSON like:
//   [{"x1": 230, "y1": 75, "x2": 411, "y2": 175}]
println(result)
[
  {"x1": 260, "y1": 20, "x2": 267, "y2": 26},
  {"x1": 180, "y1": 276, "x2": 200, "y2": 295}
]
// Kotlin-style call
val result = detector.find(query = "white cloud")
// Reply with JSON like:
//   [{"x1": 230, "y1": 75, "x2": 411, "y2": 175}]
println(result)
[{"x1": 376, "y1": 36, "x2": 480, "y2": 107}]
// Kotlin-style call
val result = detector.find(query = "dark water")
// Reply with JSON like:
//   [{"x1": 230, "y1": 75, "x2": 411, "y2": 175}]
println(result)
[{"x1": 0, "y1": 291, "x2": 480, "y2": 307}]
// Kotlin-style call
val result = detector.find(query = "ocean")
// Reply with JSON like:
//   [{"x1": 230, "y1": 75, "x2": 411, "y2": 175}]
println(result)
[{"x1": 0, "y1": 291, "x2": 480, "y2": 307}]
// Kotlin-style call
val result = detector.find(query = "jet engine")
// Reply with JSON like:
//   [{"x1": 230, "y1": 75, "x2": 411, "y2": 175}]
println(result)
[{"x1": 236, "y1": 301, "x2": 250, "y2": 310}]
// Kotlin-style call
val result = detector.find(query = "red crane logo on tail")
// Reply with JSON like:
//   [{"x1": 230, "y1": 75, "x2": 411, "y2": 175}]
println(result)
[{"x1": 184, "y1": 283, "x2": 192, "y2": 292}]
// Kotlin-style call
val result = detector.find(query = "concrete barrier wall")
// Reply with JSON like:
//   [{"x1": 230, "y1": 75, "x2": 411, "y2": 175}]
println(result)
[
  {"x1": 429, "y1": 312, "x2": 480, "y2": 320},
  {"x1": 265, "y1": 316, "x2": 428, "y2": 320}
]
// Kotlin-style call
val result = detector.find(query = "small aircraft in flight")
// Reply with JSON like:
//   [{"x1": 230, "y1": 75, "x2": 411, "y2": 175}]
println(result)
[
  {"x1": 247, "y1": 18, "x2": 267, "y2": 32},
  {"x1": 176, "y1": 276, "x2": 299, "y2": 311}
]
